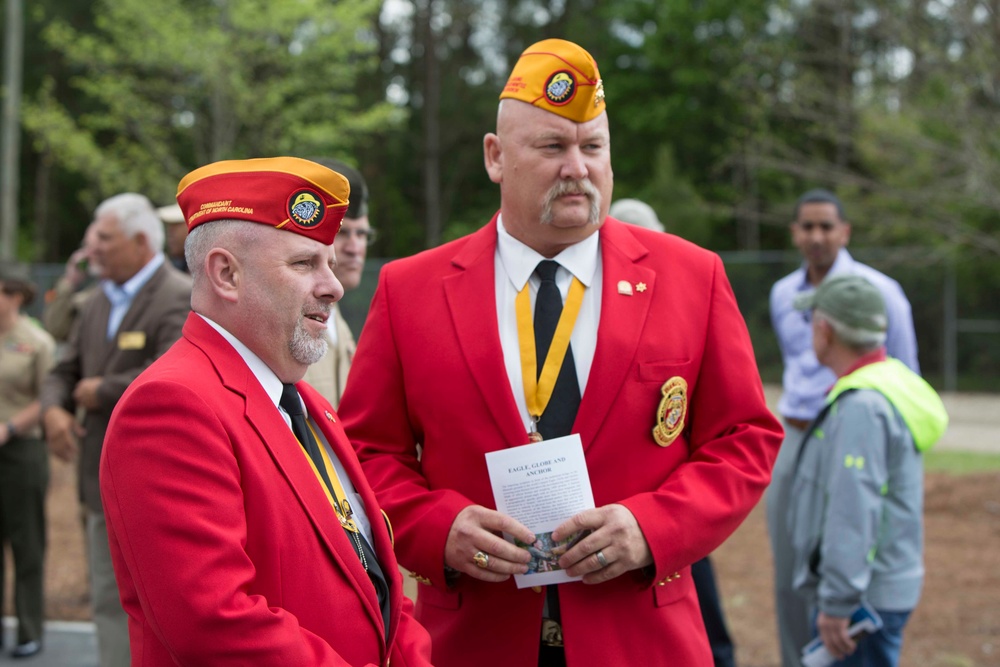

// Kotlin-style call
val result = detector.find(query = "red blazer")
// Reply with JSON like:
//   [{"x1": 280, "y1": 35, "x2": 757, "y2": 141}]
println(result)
[
  {"x1": 100, "y1": 314, "x2": 432, "y2": 667},
  {"x1": 339, "y1": 217, "x2": 782, "y2": 667}
]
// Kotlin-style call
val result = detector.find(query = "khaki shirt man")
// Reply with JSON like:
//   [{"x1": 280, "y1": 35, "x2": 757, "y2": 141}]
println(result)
[{"x1": 302, "y1": 158, "x2": 374, "y2": 407}]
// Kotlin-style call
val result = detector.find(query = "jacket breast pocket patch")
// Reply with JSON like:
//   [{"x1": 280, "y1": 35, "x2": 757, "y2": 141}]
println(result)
[{"x1": 638, "y1": 360, "x2": 690, "y2": 384}]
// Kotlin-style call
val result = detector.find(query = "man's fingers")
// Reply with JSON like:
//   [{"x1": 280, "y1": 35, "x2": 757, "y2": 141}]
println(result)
[
  {"x1": 817, "y1": 613, "x2": 855, "y2": 659},
  {"x1": 555, "y1": 504, "x2": 653, "y2": 579},
  {"x1": 551, "y1": 508, "x2": 600, "y2": 541},
  {"x1": 474, "y1": 508, "x2": 534, "y2": 544},
  {"x1": 444, "y1": 505, "x2": 532, "y2": 581}
]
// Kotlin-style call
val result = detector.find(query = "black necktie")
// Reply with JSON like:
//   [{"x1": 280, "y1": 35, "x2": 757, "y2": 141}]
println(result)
[
  {"x1": 533, "y1": 260, "x2": 582, "y2": 642},
  {"x1": 280, "y1": 383, "x2": 335, "y2": 494},
  {"x1": 533, "y1": 260, "x2": 582, "y2": 440},
  {"x1": 279, "y1": 383, "x2": 391, "y2": 636}
]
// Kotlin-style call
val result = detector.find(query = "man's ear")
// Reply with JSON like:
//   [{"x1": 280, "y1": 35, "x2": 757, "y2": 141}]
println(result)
[
  {"x1": 205, "y1": 248, "x2": 241, "y2": 303},
  {"x1": 484, "y1": 133, "x2": 503, "y2": 184},
  {"x1": 815, "y1": 316, "x2": 835, "y2": 348}
]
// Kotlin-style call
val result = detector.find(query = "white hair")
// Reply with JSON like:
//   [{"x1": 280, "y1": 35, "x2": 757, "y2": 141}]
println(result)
[
  {"x1": 184, "y1": 219, "x2": 266, "y2": 285},
  {"x1": 609, "y1": 198, "x2": 664, "y2": 233},
  {"x1": 95, "y1": 193, "x2": 164, "y2": 252},
  {"x1": 815, "y1": 309, "x2": 887, "y2": 352}
]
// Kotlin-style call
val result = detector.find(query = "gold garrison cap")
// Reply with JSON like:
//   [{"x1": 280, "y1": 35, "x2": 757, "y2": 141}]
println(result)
[{"x1": 499, "y1": 39, "x2": 605, "y2": 123}]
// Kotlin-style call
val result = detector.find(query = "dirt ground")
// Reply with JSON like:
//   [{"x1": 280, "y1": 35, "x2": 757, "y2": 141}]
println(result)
[{"x1": 5, "y1": 457, "x2": 999, "y2": 666}]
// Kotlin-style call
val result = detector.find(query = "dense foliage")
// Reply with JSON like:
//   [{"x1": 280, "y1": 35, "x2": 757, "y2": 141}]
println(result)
[{"x1": 3, "y1": 0, "x2": 997, "y2": 386}]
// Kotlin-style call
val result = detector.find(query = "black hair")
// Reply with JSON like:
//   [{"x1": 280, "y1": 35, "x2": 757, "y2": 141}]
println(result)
[
  {"x1": 308, "y1": 157, "x2": 369, "y2": 220},
  {"x1": 793, "y1": 189, "x2": 845, "y2": 220}
]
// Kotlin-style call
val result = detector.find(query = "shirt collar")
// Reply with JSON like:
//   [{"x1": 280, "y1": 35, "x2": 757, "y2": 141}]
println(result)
[
  {"x1": 496, "y1": 214, "x2": 599, "y2": 290},
  {"x1": 197, "y1": 313, "x2": 284, "y2": 412},
  {"x1": 102, "y1": 253, "x2": 166, "y2": 300},
  {"x1": 839, "y1": 346, "x2": 888, "y2": 378},
  {"x1": 794, "y1": 248, "x2": 855, "y2": 291}
]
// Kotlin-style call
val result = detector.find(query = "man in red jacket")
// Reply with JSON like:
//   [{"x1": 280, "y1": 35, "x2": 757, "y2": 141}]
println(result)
[
  {"x1": 100, "y1": 157, "x2": 432, "y2": 666},
  {"x1": 339, "y1": 39, "x2": 782, "y2": 667}
]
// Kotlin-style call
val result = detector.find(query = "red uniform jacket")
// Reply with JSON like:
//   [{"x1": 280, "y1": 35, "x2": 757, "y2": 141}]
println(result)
[
  {"x1": 339, "y1": 217, "x2": 782, "y2": 667},
  {"x1": 100, "y1": 314, "x2": 432, "y2": 666}
]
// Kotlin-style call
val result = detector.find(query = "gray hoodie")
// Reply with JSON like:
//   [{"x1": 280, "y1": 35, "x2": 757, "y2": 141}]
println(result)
[{"x1": 787, "y1": 358, "x2": 948, "y2": 617}]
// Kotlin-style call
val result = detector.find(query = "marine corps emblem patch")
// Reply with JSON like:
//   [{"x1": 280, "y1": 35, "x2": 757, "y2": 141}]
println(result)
[
  {"x1": 653, "y1": 376, "x2": 688, "y2": 447},
  {"x1": 288, "y1": 189, "x2": 325, "y2": 228},
  {"x1": 545, "y1": 71, "x2": 577, "y2": 106}
]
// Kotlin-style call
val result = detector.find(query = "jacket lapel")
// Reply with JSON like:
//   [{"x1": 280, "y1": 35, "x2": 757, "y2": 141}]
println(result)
[
  {"x1": 302, "y1": 385, "x2": 396, "y2": 643},
  {"x1": 86, "y1": 293, "x2": 114, "y2": 368},
  {"x1": 98, "y1": 264, "x2": 167, "y2": 367},
  {"x1": 242, "y1": 382, "x2": 386, "y2": 636},
  {"x1": 116, "y1": 264, "x2": 166, "y2": 333},
  {"x1": 575, "y1": 221, "x2": 656, "y2": 446},
  {"x1": 443, "y1": 219, "x2": 527, "y2": 446},
  {"x1": 183, "y1": 315, "x2": 386, "y2": 639}
]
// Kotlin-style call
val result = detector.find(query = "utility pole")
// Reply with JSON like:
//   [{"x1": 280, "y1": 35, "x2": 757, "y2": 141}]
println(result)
[{"x1": 1, "y1": 0, "x2": 24, "y2": 260}]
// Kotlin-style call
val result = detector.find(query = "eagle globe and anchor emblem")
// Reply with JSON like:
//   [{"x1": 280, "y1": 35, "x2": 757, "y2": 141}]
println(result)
[
  {"x1": 652, "y1": 377, "x2": 688, "y2": 447},
  {"x1": 288, "y1": 190, "x2": 325, "y2": 227},
  {"x1": 544, "y1": 71, "x2": 577, "y2": 105}
]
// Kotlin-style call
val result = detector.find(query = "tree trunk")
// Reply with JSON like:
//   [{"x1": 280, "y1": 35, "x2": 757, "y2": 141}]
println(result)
[{"x1": 418, "y1": 0, "x2": 442, "y2": 248}]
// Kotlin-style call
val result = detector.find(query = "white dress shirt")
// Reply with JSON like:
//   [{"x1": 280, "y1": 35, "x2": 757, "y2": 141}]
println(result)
[
  {"x1": 494, "y1": 216, "x2": 603, "y2": 434},
  {"x1": 198, "y1": 314, "x2": 375, "y2": 544}
]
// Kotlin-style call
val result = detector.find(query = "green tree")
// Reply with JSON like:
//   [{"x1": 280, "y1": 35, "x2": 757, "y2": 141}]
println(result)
[
  {"x1": 727, "y1": 0, "x2": 999, "y2": 256},
  {"x1": 22, "y1": 0, "x2": 394, "y2": 258}
]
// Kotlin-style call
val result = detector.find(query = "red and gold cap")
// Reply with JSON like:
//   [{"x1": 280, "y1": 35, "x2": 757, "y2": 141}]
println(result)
[
  {"x1": 176, "y1": 157, "x2": 350, "y2": 244},
  {"x1": 499, "y1": 38, "x2": 605, "y2": 123}
]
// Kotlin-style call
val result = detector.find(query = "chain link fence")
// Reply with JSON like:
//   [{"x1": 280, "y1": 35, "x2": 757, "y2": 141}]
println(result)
[{"x1": 11, "y1": 248, "x2": 999, "y2": 393}]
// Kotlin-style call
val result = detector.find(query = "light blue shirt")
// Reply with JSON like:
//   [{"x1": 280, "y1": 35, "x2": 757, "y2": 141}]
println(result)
[
  {"x1": 101, "y1": 253, "x2": 165, "y2": 340},
  {"x1": 769, "y1": 249, "x2": 920, "y2": 421}
]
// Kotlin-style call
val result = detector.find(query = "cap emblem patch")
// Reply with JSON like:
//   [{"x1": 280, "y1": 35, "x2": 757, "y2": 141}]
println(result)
[
  {"x1": 288, "y1": 190, "x2": 325, "y2": 227},
  {"x1": 545, "y1": 71, "x2": 577, "y2": 106}
]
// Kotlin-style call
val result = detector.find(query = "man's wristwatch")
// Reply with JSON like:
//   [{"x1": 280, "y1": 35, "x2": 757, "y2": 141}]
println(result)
[{"x1": 5, "y1": 421, "x2": 15, "y2": 438}]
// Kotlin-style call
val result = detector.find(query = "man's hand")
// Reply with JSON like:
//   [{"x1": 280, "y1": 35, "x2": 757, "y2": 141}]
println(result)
[
  {"x1": 73, "y1": 377, "x2": 103, "y2": 411},
  {"x1": 44, "y1": 407, "x2": 85, "y2": 461},
  {"x1": 63, "y1": 246, "x2": 90, "y2": 289},
  {"x1": 817, "y1": 611, "x2": 856, "y2": 660},
  {"x1": 443, "y1": 505, "x2": 534, "y2": 583},
  {"x1": 552, "y1": 504, "x2": 653, "y2": 584}
]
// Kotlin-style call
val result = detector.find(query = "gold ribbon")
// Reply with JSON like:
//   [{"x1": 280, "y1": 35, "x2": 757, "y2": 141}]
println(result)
[
  {"x1": 301, "y1": 421, "x2": 359, "y2": 533},
  {"x1": 515, "y1": 272, "x2": 585, "y2": 431}
]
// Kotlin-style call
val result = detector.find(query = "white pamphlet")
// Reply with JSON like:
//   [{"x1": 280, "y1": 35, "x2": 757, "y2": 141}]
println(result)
[{"x1": 485, "y1": 434, "x2": 595, "y2": 588}]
